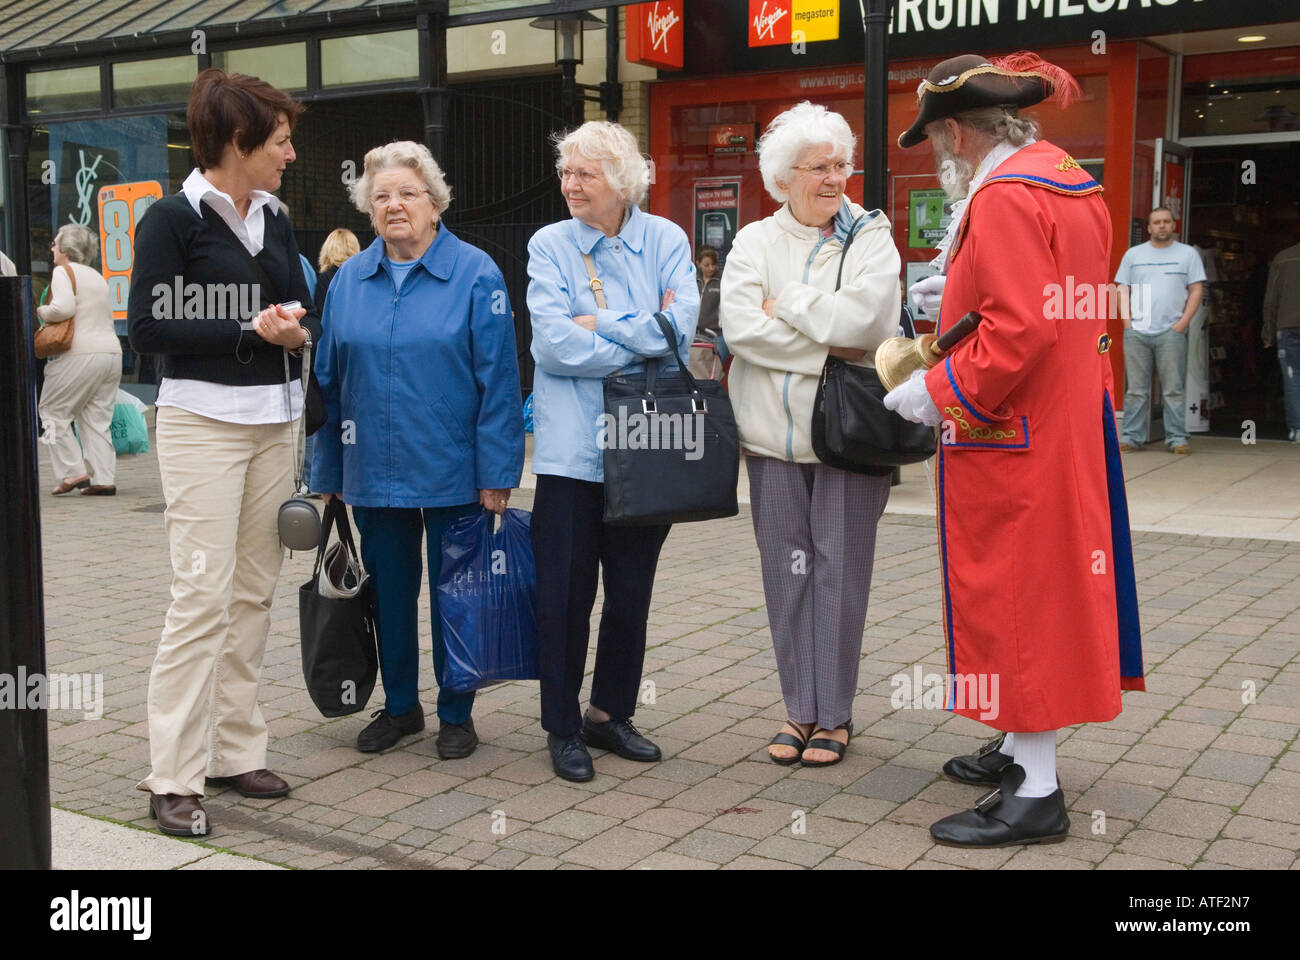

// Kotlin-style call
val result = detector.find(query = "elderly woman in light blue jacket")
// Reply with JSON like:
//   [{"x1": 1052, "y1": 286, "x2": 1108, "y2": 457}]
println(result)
[
  {"x1": 526, "y1": 120, "x2": 699, "y2": 783},
  {"x1": 313, "y1": 140, "x2": 524, "y2": 760}
]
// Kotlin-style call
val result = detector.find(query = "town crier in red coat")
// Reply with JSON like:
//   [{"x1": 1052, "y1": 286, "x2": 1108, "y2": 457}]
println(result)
[{"x1": 885, "y1": 52, "x2": 1145, "y2": 847}]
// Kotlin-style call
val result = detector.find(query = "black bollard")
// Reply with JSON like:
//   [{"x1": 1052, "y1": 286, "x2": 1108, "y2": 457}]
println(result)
[{"x1": 0, "y1": 274, "x2": 52, "y2": 869}]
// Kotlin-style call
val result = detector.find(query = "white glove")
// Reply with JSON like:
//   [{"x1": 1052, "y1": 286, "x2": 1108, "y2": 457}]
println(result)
[
  {"x1": 883, "y1": 368, "x2": 942, "y2": 427},
  {"x1": 908, "y1": 274, "x2": 946, "y2": 319}
]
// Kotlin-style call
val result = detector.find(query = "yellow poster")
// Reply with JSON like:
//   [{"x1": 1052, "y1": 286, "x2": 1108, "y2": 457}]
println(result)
[{"x1": 791, "y1": 0, "x2": 839, "y2": 42}]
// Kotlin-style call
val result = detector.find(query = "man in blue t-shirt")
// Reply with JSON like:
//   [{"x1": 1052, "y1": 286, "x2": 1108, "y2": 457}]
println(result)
[{"x1": 1115, "y1": 207, "x2": 1206, "y2": 454}]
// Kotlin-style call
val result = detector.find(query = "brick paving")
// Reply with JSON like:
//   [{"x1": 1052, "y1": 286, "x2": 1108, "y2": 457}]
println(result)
[{"x1": 36, "y1": 434, "x2": 1300, "y2": 870}]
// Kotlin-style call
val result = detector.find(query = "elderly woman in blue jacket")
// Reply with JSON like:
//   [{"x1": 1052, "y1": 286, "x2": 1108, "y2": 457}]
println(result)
[
  {"x1": 313, "y1": 140, "x2": 524, "y2": 759},
  {"x1": 526, "y1": 121, "x2": 699, "y2": 782}
]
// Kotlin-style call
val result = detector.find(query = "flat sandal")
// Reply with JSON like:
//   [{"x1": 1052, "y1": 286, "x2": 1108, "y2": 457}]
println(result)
[
  {"x1": 801, "y1": 721, "x2": 853, "y2": 768},
  {"x1": 767, "y1": 720, "x2": 813, "y2": 766}
]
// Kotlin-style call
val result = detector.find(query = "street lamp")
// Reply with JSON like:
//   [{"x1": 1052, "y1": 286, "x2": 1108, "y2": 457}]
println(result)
[{"x1": 530, "y1": 11, "x2": 619, "y2": 124}]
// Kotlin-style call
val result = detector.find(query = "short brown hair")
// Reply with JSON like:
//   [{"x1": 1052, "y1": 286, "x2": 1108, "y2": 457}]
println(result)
[{"x1": 187, "y1": 68, "x2": 302, "y2": 172}]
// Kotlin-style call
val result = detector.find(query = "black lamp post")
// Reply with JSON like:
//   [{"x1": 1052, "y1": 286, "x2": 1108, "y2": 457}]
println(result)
[{"x1": 530, "y1": 11, "x2": 620, "y2": 126}]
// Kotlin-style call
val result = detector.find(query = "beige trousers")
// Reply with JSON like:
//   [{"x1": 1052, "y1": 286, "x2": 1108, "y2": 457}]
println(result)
[
  {"x1": 139, "y1": 406, "x2": 294, "y2": 796},
  {"x1": 38, "y1": 352, "x2": 120, "y2": 485}
]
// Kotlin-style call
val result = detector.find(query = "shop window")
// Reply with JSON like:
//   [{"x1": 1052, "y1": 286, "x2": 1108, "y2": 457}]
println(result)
[
  {"x1": 112, "y1": 56, "x2": 198, "y2": 108},
  {"x1": 27, "y1": 65, "x2": 100, "y2": 116},
  {"x1": 1182, "y1": 48, "x2": 1300, "y2": 137},
  {"x1": 212, "y1": 44, "x2": 309, "y2": 92},
  {"x1": 321, "y1": 30, "x2": 420, "y2": 87}
]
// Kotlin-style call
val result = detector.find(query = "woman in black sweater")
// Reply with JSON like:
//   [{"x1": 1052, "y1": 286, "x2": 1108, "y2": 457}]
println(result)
[{"x1": 127, "y1": 69, "x2": 320, "y2": 837}]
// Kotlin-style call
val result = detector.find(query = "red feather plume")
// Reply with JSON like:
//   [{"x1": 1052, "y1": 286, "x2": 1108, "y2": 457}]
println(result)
[{"x1": 989, "y1": 51, "x2": 1081, "y2": 108}]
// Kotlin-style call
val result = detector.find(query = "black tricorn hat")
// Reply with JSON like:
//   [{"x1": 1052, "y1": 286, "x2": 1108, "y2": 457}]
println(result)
[{"x1": 898, "y1": 52, "x2": 1075, "y2": 149}]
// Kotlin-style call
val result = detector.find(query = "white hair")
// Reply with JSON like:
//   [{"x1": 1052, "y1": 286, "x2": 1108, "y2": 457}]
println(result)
[
  {"x1": 757, "y1": 101, "x2": 857, "y2": 204},
  {"x1": 349, "y1": 140, "x2": 452, "y2": 214},
  {"x1": 55, "y1": 224, "x2": 98, "y2": 265},
  {"x1": 553, "y1": 121, "x2": 649, "y2": 207}
]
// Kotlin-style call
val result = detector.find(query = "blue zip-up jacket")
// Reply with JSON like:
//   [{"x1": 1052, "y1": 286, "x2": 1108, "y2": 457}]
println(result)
[
  {"x1": 526, "y1": 205, "x2": 699, "y2": 482},
  {"x1": 311, "y1": 230, "x2": 524, "y2": 507}
]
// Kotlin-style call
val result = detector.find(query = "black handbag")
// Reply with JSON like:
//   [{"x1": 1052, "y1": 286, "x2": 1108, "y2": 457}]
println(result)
[
  {"x1": 600, "y1": 312, "x2": 740, "y2": 526},
  {"x1": 298, "y1": 499, "x2": 378, "y2": 717},
  {"x1": 811, "y1": 219, "x2": 937, "y2": 473}
]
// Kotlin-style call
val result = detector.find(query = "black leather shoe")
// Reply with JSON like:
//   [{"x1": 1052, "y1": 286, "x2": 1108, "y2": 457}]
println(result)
[
  {"x1": 929, "y1": 764, "x2": 1069, "y2": 848},
  {"x1": 547, "y1": 732, "x2": 595, "y2": 782},
  {"x1": 356, "y1": 705, "x2": 425, "y2": 753},
  {"x1": 943, "y1": 732, "x2": 1014, "y2": 786},
  {"x1": 436, "y1": 718, "x2": 479, "y2": 759},
  {"x1": 582, "y1": 713, "x2": 661, "y2": 762}
]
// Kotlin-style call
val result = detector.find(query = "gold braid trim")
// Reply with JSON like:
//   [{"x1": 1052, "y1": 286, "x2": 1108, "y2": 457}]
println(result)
[
  {"x1": 918, "y1": 65, "x2": 1052, "y2": 102},
  {"x1": 943, "y1": 405, "x2": 1017, "y2": 441}
]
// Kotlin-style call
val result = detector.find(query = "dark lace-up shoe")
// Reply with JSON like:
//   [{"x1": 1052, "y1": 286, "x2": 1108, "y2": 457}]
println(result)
[
  {"x1": 548, "y1": 733, "x2": 595, "y2": 782},
  {"x1": 943, "y1": 732, "x2": 1014, "y2": 786},
  {"x1": 930, "y1": 764, "x2": 1069, "y2": 848},
  {"x1": 436, "y1": 718, "x2": 479, "y2": 759},
  {"x1": 356, "y1": 705, "x2": 425, "y2": 753},
  {"x1": 581, "y1": 714, "x2": 661, "y2": 762}
]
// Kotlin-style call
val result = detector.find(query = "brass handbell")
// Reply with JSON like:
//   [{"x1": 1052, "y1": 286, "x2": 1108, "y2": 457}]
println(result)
[{"x1": 875, "y1": 311, "x2": 983, "y2": 392}]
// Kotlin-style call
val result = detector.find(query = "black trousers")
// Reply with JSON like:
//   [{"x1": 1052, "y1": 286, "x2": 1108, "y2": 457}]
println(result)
[{"x1": 532, "y1": 474, "x2": 670, "y2": 737}]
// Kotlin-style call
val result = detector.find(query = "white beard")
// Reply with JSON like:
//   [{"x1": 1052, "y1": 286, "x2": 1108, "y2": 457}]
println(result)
[{"x1": 933, "y1": 140, "x2": 976, "y2": 203}]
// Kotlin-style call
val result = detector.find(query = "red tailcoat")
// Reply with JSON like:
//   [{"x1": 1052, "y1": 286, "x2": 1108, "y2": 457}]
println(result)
[{"x1": 924, "y1": 140, "x2": 1145, "y2": 733}]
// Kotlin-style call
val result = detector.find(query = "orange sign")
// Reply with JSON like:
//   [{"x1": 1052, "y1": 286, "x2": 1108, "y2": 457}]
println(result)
[
  {"x1": 97, "y1": 180, "x2": 163, "y2": 321},
  {"x1": 626, "y1": 1, "x2": 684, "y2": 70}
]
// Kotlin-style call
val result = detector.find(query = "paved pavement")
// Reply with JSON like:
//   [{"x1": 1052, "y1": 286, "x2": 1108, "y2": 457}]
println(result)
[{"x1": 35, "y1": 423, "x2": 1300, "y2": 870}]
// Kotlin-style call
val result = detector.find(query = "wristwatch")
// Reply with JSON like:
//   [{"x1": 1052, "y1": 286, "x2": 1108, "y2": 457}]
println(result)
[{"x1": 291, "y1": 327, "x2": 312, "y2": 356}]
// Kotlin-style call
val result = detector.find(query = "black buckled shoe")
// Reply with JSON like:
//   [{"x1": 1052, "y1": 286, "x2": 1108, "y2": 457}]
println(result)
[
  {"x1": 356, "y1": 705, "x2": 425, "y2": 753},
  {"x1": 548, "y1": 733, "x2": 595, "y2": 782},
  {"x1": 943, "y1": 732, "x2": 1014, "y2": 786},
  {"x1": 581, "y1": 713, "x2": 661, "y2": 762},
  {"x1": 929, "y1": 763, "x2": 1069, "y2": 848},
  {"x1": 436, "y1": 718, "x2": 479, "y2": 759}
]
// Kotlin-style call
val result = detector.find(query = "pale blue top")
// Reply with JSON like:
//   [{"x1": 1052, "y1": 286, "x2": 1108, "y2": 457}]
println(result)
[
  {"x1": 1115, "y1": 241, "x2": 1206, "y2": 334},
  {"x1": 525, "y1": 204, "x2": 700, "y2": 482}
]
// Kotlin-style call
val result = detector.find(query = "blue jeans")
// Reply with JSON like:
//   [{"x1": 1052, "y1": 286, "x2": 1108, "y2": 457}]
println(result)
[
  {"x1": 352, "y1": 502, "x2": 479, "y2": 723},
  {"x1": 1122, "y1": 327, "x2": 1188, "y2": 447},
  {"x1": 1277, "y1": 328, "x2": 1300, "y2": 432},
  {"x1": 301, "y1": 433, "x2": 315, "y2": 490}
]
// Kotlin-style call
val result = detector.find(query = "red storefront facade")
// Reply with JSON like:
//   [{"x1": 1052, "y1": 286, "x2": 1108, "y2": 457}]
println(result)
[{"x1": 642, "y1": 1, "x2": 1300, "y2": 435}]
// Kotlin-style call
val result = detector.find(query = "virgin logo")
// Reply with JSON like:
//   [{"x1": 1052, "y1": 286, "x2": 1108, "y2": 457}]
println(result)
[
  {"x1": 647, "y1": 2, "x2": 680, "y2": 54},
  {"x1": 753, "y1": 1, "x2": 789, "y2": 40}
]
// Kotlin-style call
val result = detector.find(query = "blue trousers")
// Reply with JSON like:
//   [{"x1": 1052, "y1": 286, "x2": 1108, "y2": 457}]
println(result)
[
  {"x1": 1277, "y1": 327, "x2": 1300, "y2": 432},
  {"x1": 1122, "y1": 326, "x2": 1188, "y2": 447},
  {"x1": 352, "y1": 502, "x2": 478, "y2": 723}
]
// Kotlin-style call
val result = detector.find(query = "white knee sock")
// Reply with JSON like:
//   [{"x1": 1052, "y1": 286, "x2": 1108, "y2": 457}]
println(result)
[
  {"x1": 1001, "y1": 732, "x2": 1015, "y2": 756},
  {"x1": 1010, "y1": 730, "x2": 1057, "y2": 798}
]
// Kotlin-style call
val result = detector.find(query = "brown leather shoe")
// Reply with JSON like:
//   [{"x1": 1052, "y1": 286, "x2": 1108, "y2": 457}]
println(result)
[
  {"x1": 149, "y1": 793, "x2": 210, "y2": 837},
  {"x1": 81, "y1": 484, "x2": 117, "y2": 495},
  {"x1": 205, "y1": 769, "x2": 290, "y2": 798}
]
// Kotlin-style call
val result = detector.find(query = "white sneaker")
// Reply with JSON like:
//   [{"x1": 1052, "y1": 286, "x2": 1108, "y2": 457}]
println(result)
[{"x1": 1290, "y1": 429, "x2": 1300, "y2": 443}]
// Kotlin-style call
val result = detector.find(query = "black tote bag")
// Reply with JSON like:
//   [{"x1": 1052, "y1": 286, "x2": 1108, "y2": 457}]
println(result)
[
  {"x1": 298, "y1": 499, "x2": 378, "y2": 717},
  {"x1": 811, "y1": 219, "x2": 937, "y2": 473},
  {"x1": 602, "y1": 313, "x2": 740, "y2": 525}
]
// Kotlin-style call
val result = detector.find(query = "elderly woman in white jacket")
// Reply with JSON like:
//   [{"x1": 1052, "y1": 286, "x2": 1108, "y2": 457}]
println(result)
[
  {"x1": 38, "y1": 224, "x2": 122, "y2": 496},
  {"x1": 721, "y1": 102, "x2": 900, "y2": 767}
]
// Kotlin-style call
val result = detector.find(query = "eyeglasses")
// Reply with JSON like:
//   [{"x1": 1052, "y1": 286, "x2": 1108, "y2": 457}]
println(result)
[
  {"x1": 558, "y1": 167, "x2": 602, "y2": 185},
  {"x1": 370, "y1": 188, "x2": 431, "y2": 208},
  {"x1": 793, "y1": 161, "x2": 852, "y2": 178}
]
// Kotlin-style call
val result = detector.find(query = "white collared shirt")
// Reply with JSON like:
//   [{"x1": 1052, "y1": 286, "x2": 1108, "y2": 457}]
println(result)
[{"x1": 156, "y1": 169, "x2": 303, "y2": 425}]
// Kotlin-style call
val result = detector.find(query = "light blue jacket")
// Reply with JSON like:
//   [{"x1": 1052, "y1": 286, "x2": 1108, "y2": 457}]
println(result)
[
  {"x1": 526, "y1": 205, "x2": 700, "y2": 482},
  {"x1": 311, "y1": 230, "x2": 524, "y2": 507}
]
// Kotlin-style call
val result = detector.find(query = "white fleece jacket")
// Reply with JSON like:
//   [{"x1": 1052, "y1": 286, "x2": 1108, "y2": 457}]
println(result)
[{"x1": 719, "y1": 201, "x2": 901, "y2": 462}]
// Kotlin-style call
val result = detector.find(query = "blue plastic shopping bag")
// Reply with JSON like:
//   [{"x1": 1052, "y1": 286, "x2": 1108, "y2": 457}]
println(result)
[{"x1": 436, "y1": 507, "x2": 538, "y2": 694}]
